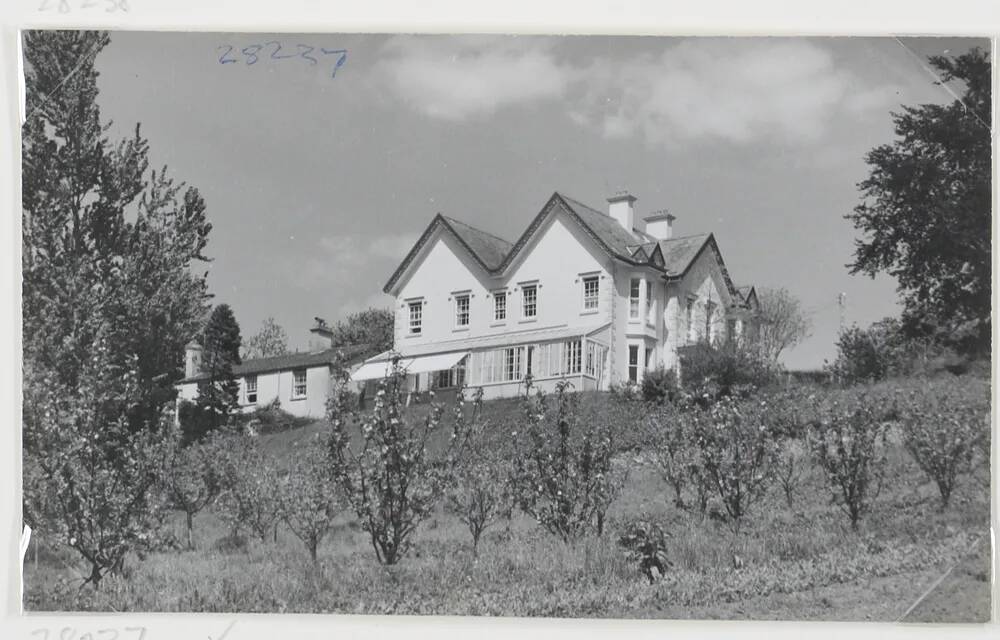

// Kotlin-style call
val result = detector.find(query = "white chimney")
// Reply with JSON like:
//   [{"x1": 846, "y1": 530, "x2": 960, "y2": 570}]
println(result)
[
  {"x1": 607, "y1": 191, "x2": 637, "y2": 232},
  {"x1": 309, "y1": 316, "x2": 335, "y2": 352},
  {"x1": 184, "y1": 341, "x2": 203, "y2": 378},
  {"x1": 643, "y1": 210, "x2": 675, "y2": 240}
]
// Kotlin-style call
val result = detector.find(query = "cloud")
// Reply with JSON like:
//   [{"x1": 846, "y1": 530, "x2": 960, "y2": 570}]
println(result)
[
  {"x1": 290, "y1": 232, "x2": 418, "y2": 290},
  {"x1": 373, "y1": 36, "x2": 573, "y2": 121},
  {"x1": 376, "y1": 37, "x2": 899, "y2": 146}
]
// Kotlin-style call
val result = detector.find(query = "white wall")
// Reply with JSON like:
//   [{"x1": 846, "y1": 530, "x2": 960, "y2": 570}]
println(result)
[
  {"x1": 176, "y1": 364, "x2": 332, "y2": 422},
  {"x1": 394, "y1": 211, "x2": 615, "y2": 350}
]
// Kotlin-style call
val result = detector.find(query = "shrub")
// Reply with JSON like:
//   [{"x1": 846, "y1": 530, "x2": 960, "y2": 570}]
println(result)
[
  {"x1": 617, "y1": 519, "x2": 672, "y2": 583},
  {"x1": 808, "y1": 391, "x2": 890, "y2": 530},
  {"x1": 511, "y1": 379, "x2": 625, "y2": 541},
  {"x1": 641, "y1": 367, "x2": 679, "y2": 403},
  {"x1": 280, "y1": 435, "x2": 345, "y2": 562},
  {"x1": 178, "y1": 399, "x2": 223, "y2": 446},
  {"x1": 327, "y1": 357, "x2": 481, "y2": 565},
  {"x1": 678, "y1": 341, "x2": 777, "y2": 401},
  {"x1": 644, "y1": 402, "x2": 709, "y2": 514},
  {"x1": 691, "y1": 396, "x2": 781, "y2": 533},
  {"x1": 775, "y1": 438, "x2": 807, "y2": 509},
  {"x1": 898, "y1": 379, "x2": 990, "y2": 509},
  {"x1": 237, "y1": 398, "x2": 315, "y2": 435}
]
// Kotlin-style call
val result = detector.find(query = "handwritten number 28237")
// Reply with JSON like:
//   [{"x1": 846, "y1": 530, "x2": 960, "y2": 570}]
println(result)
[
  {"x1": 217, "y1": 43, "x2": 347, "y2": 78},
  {"x1": 38, "y1": 0, "x2": 129, "y2": 11}
]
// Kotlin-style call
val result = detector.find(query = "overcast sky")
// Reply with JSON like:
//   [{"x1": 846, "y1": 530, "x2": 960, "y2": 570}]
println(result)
[{"x1": 92, "y1": 33, "x2": 988, "y2": 368}]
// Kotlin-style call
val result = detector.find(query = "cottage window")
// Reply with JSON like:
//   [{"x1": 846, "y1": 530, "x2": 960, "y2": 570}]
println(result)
[
  {"x1": 245, "y1": 374, "x2": 258, "y2": 404},
  {"x1": 686, "y1": 295, "x2": 697, "y2": 343},
  {"x1": 292, "y1": 369, "x2": 307, "y2": 398},
  {"x1": 726, "y1": 318, "x2": 738, "y2": 343},
  {"x1": 629, "y1": 278, "x2": 641, "y2": 320},
  {"x1": 522, "y1": 284, "x2": 537, "y2": 319},
  {"x1": 494, "y1": 291, "x2": 507, "y2": 322},
  {"x1": 434, "y1": 359, "x2": 466, "y2": 389},
  {"x1": 408, "y1": 300, "x2": 423, "y2": 335},
  {"x1": 455, "y1": 293, "x2": 470, "y2": 327},
  {"x1": 582, "y1": 275, "x2": 599, "y2": 311}
]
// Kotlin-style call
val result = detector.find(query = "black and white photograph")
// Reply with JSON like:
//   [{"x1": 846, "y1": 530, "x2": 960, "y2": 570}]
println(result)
[{"x1": 15, "y1": 25, "x2": 994, "y2": 623}]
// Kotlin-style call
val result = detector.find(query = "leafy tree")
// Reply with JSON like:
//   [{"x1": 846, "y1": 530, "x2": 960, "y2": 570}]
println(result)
[
  {"x1": 242, "y1": 316, "x2": 289, "y2": 360},
  {"x1": 21, "y1": 30, "x2": 211, "y2": 586},
  {"x1": 215, "y1": 436, "x2": 283, "y2": 543},
  {"x1": 194, "y1": 304, "x2": 242, "y2": 437},
  {"x1": 327, "y1": 357, "x2": 481, "y2": 565},
  {"x1": 752, "y1": 287, "x2": 812, "y2": 363},
  {"x1": 330, "y1": 307, "x2": 394, "y2": 353},
  {"x1": 847, "y1": 48, "x2": 991, "y2": 355}
]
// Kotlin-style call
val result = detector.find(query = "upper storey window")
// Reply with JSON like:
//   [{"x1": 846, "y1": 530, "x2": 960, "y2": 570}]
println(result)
[{"x1": 408, "y1": 300, "x2": 423, "y2": 335}]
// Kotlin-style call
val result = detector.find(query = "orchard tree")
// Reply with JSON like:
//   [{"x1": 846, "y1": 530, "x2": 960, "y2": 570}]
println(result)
[
  {"x1": 330, "y1": 307, "x2": 394, "y2": 353},
  {"x1": 242, "y1": 316, "x2": 289, "y2": 360},
  {"x1": 847, "y1": 48, "x2": 991, "y2": 355},
  {"x1": 194, "y1": 304, "x2": 242, "y2": 436},
  {"x1": 752, "y1": 287, "x2": 811, "y2": 363},
  {"x1": 21, "y1": 30, "x2": 211, "y2": 586},
  {"x1": 327, "y1": 357, "x2": 481, "y2": 565}
]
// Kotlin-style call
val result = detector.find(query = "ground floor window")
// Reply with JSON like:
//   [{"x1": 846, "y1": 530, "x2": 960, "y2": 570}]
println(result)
[
  {"x1": 292, "y1": 369, "x2": 307, "y2": 398},
  {"x1": 245, "y1": 374, "x2": 257, "y2": 404},
  {"x1": 628, "y1": 345, "x2": 640, "y2": 383},
  {"x1": 433, "y1": 358, "x2": 467, "y2": 389},
  {"x1": 471, "y1": 338, "x2": 607, "y2": 385}
]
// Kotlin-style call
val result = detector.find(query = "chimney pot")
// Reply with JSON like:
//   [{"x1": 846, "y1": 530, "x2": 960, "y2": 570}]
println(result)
[{"x1": 643, "y1": 210, "x2": 675, "y2": 240}]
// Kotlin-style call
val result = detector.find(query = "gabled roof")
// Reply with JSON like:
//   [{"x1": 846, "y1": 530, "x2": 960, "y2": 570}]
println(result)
[
  {"x1": 383, "y1": 191, "x2": 738, "y2": 299},
  {"x1": 383, "y1": 214, "x2": 514, "y2": 293},
  {"x1": 179, "y1": 343, "x2": 373, "y2": 383},
  {"x1": 735, "y1": 285, "x2": 760, "y2": 309}
]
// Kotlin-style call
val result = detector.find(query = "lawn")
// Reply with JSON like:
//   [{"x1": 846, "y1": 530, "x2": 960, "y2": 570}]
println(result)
[{"x1": 23, "y1": 377, "x2": 993, "y2": 620}]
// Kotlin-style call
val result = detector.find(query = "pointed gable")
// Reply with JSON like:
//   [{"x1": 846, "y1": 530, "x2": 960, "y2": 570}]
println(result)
[{"x1": 383, "y1": 214, "x2": 513, "y2": 294}]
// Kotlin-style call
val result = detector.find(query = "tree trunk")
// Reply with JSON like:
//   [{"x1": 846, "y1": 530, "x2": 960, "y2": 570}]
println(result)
[{"x1": 186, "y1": 511, "x2": 195, "y2": 550}]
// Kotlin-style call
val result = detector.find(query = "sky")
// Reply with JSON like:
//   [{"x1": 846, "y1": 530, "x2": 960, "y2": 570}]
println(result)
[{"x1": 90, "y1": 33, "x2": 989, "y2": 369}]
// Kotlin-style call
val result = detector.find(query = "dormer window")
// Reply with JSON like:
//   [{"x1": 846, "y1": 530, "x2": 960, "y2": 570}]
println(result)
[{"x1": 408, "y1": 300, "x2": 423, "y2": 335}]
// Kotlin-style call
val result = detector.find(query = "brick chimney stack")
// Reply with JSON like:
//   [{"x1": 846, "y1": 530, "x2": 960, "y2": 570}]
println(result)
[
  {"x1": 309, "y1": 316, "x2": 335, "y2": 352},
  {"x1": 607, "y1": 191, "x2": 637, "y2": 232}
]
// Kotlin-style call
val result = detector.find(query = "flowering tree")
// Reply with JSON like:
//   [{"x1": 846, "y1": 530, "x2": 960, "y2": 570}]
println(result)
[
  {"x1": 214, "y1": 435, "x2": 283, "y2": 543},
  {"x1": 159, "y1": 436, "x2": 223, "y2": 549},
  {"x1": 327, "y1": 357, "x2": 481, "y2": 565},
  {"x1": 445, "y1": 433, "x2": 515, "y2": 556},
  {"x1": 899, "y1": 380, "x2": 989, "y2": 509},
  {"x1": 281, "y1": 436, "x2": 346, "y2": 562},
  {"x1": 511, "y1": 379, "x2": 623, "y2": 541},
  {"x1": 691, "y1": 396, "x2": 780, "y2": 534},
  {"x1": 808, "y1": 392, "x2": 890, "y2": 530}
]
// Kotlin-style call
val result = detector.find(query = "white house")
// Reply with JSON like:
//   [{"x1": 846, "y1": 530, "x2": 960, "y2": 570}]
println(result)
[
  {"x1": 177, "y1": 319, "x2": 372, "y2": 420},
  {"x1": 351, "y1": 191, "x2": 759, "y2": 399}
]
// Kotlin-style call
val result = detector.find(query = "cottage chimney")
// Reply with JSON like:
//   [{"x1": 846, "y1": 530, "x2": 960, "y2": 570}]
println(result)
[
  {"x1": 184, "y1": 341, "x2": 203, "y2": 378},
  {"x1": 643, "y1": 210, "x2": 676, "y2": 240},
  {"x1": 607, "y1": 191, "x2": 637, "y2": 232},
  {"x1": 309, "y1": 316, "x2": 335, "y2": 352}
]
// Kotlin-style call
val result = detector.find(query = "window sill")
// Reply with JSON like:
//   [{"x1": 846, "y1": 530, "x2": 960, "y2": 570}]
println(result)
[
  {"x1": 289, "y1": 396, "x2": 307, "y2": 402},
  {"x1": 452, "y1": 326, "x2": 470, "y2": 333},
  {"x1": 518, "y1": 318, "x2": 538, "y2": 324},
  {"x1": 405, "y1": 333, "x2": 421, "y2": 339},
  {"x1": 580, "y1": 309, "x2": 600, "y2": 316},
  {"x1": 490, "y1": 321, "x2": 507, "y2": 328}
]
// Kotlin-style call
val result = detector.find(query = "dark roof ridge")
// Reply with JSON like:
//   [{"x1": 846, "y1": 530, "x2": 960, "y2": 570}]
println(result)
[{"x1": 439, "y1": 215, "x2": 513, "y2": 246}]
